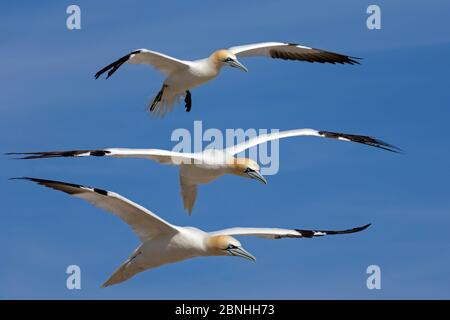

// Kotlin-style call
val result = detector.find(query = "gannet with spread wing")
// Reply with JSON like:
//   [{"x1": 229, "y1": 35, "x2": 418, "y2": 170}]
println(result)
[
  {"x1": 8, "y1": 129, "x2": 399, "y2": 214},
  {"x1": 14, "y1": 177, "x2": 371, "y2": 287},
  {"x1": 94, "y1": 42, "x2": 360, "y2": 116}
]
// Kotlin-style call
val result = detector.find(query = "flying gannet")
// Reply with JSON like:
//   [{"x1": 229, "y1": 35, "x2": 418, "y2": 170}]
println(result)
[
  {"x1": 8, "y1": 129, "x2": 399, "y2": 214},
  {"x1": 94, "y1": 42, "x2": 360, "y2": 116},
  {"x1": 13, "y1": 177, "x2": 371, "y2": 287}
]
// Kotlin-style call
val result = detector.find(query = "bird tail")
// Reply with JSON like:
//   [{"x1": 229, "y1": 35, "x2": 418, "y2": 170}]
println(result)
[
  {"x1": 147, "y1": 86, "x2": 185, "y2": 117},
  {"x1": 101, "y1": 260, "x2": 132, "y2": 288},
  {"x1": 101, "y1": 247, "x2": 143, "y2": 288}
]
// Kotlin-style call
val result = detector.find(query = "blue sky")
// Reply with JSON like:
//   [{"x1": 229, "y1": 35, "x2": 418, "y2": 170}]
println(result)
[{"x1": 1, "y1": 0, "x2": 449, "y2": 299}]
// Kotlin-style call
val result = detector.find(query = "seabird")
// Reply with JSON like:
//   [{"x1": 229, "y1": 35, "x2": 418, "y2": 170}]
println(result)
[
  {"x1": 8, "y1": 129, "x2": 399, "y2": 214},
  {"x1": 13, "y1": 177, "x2": 371, "y2": 287},
  {"x1": 94, "y1": 42, "x2": 360, "y2": 116}
]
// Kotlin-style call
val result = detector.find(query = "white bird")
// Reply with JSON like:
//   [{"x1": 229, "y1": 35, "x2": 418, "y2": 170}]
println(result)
[
  {"x1": 94, "y1": 42, "x2": 360, "y2": 116},
  {"x1": 9, "y1": 129, "x2": 399, "y2": 214},
  {"x1": 14, "y1": 177, "x2": 371, "y2": 287}
]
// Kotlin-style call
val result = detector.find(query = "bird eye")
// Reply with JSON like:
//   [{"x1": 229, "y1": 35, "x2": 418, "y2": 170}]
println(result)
[
  {"x1": 224, "y1": 57, "x2": 233, "y2": 62},
  {"x1": 244, "y1": 168, "x2": 254, "y2": 173},
  {"x1": 227, "y1": 244, "x2": 237, "y2": 250}
]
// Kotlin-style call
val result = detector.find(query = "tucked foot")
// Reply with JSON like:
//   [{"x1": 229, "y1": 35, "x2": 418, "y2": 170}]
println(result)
[{"x1": 184, "y1": 90, "x2": 192, "y2": 112}]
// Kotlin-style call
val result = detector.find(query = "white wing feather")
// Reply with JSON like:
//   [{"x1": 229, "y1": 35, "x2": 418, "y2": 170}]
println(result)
[
  {"x1": 95, "y1": 49, "x2": 190, "y2": 79},
  {"x1": 228, "y1": 42, "x2": 360, "y2": 64},
  {"x1": 18, "y1": 178, "x2": 178, "y2": 242},
  {"x1": 11, "y1": 148, "x2": 202, "y2": 165},
  {"x1": 229, "y1": 42, "x2": 312, "y2": 57},
  {"x1": 225, "y1": 128, "x2": 399, "y2": 155},
  {"x1": 226, "y1": 129, "x2": 320, "y2": 155},
  {"x1": 127, "y1": 49, "x2": 190, "y2": 74}
]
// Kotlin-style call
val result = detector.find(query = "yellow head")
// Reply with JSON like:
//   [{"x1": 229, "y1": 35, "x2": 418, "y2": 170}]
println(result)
[
  {"x1": 206, "y1": 235, "x2": 256, "y2": 261},
  {"x1": 210, "y1": 49, "x2": 248, "y2": 72},
  {"x1": 229, "y1": 158, "x2": 267, "y2": 184}
]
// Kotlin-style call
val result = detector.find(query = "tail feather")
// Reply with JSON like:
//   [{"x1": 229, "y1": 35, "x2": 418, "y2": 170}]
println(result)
[
  {"x1": 101, "y1": 260, "x2": 132, "y2": 288},
  {"x1": 101, "y1": 246, "x2": 143, "y2": 288},
  {"x1": 147, "y1": 90, "x2": 185, "y2": 117}
]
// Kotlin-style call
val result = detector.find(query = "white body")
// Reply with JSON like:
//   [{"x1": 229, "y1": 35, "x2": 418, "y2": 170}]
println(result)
[
  {"x1": 164, "y1": 58, "x2": 219, "y2": 92},
  {"x1": 180, "y1": 149, "x2": 234, "y2": 185},
  {"x1": 155, "y1": 58, "x2": 220, "y2": 114},
  {"x1": 111, "y1": 227, "x2": 209, "y2": 284}
]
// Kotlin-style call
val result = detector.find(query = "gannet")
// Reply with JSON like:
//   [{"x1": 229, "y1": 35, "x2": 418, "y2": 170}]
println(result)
[
  {"x1": 94, "y1": 42, "x2": 360, "y2": 116},
  {"x1": 14, "y1": 177, "x2": 371, "y2": 287},
  {"x1": 8, "y1": 129, "x2": 399, "y2": 214}
]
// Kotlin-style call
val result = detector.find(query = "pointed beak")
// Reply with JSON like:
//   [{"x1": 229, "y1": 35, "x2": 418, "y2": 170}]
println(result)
[
  {"x1": 247, "y1": 170, "x2": 267, "y2": 184},
  {"x1": 228, "y1": 246, "x2": 256, "y2": 261},
  {"x1": 229, "y1": 59, "x2": 248, "y2": 72}
]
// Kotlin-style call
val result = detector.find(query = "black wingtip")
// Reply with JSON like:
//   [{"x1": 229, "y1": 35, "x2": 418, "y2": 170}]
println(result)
[
  {"x1": 318, "y1": 130, "x2": 401, "y2": 153},
  {"x1": 4, "y1": 152, "x2": 23, "y2": 156},
  {"x1": 329, "y1": 223, "x2": 371, "y2": 235},
  {"x1": 5, "y1": 149, "x2": 109, "y2": 160},
  {"x1": 355, "y1": 223, "x2": 371, "y2": 232},
  {"x1": 5, "y1": 152, "x2": 38, "y2": 160},
  {"x1": 9, "y1": 176, "x2": 90, "y2": 192},
  {"x1": 10, "y1": 176, "x2": 43, "y2": 181},
  {"x1": 348, "y1": 56, "x2": 362, "y2": 65},
  {"x1": 6, "y1": 152, "x2": 49, "y2": 160},
  {"x1": 368, "y1": 139, "x2": 402, "y2": 154},
  {"x1": 9, "y1": 176, "x2": 37, "y2": 182},
  {"x1": 5, "y1": 152, "x2": 21, "y2": 160},
  {"x1": 94, "y1": 50, "x2": 142, "y2": 80}
]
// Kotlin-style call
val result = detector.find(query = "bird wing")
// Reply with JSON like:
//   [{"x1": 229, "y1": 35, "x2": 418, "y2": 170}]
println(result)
[
  {"x1": 95, "y1": 49, "x2": 190, "y2": 79},
  {"x1": 180, "y1": 176, "x2": 198, "y2": 215},
  {"x1": 15, "y1": 177, "x2": 178, "y2": 242},
  {"x1": 225, "y1": 128, "x2": 400, "y2": 155},
  {"x1": 228, "y1": 42, "x2": 360, "y2": 65},
  {"x1": 7, "y1": 148, "x2": 202, "y2": 165},
  {"x1": 209, "y1": 224, "x2": 370, "y2": 239}
]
